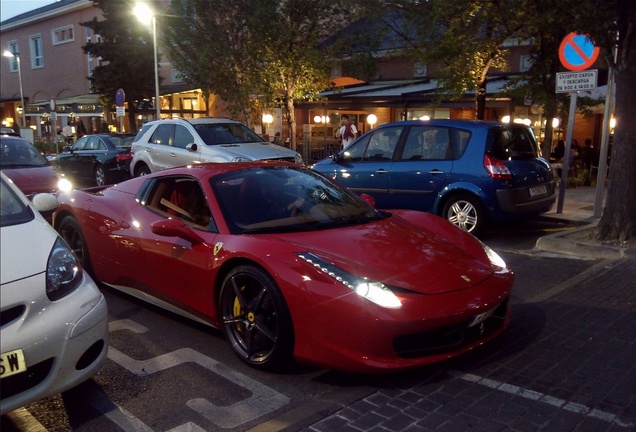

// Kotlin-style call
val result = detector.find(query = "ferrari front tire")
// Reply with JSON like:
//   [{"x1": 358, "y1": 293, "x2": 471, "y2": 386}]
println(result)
[
  {"x1": 219, "y1": 265, "x2": 294, "y2": 371},
  {"x1": 58, "y1": 216, "x2": 92, "y2": 272}
]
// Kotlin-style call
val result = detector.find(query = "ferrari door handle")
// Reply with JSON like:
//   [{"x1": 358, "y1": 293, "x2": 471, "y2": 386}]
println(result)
[
  {"x1": 375, "y1": 169, "x2": 389, "y2": 174},
  {"x1": 428, "y1": 169, "x2": 445, "y2": 175},
  {"x1": 169, "y1": 153, "x2": 177, "y2": 157}
]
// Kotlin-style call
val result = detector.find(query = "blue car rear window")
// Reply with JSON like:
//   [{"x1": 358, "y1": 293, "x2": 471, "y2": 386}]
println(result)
[{"x1": 491, "y1": 127, "x2": 539, "y2": 159}]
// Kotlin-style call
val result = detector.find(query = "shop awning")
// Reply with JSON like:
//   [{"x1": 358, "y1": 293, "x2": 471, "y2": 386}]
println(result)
[{"x1": 25, "y1": 94, "x2": 103, "y2": 116}]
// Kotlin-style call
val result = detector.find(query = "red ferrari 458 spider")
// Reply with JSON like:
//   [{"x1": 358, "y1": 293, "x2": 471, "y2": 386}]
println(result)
[{"x1": 54, "y1": 161, "x2": 513, "y2": 373}]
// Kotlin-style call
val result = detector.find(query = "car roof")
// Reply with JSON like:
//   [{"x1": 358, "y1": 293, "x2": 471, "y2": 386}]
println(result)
[
  {"x1": 145, "y1": 117, "x2": 239, "y2": 127},
  {"x1": 146, "y1": 160, "x2": 302, "y2": 178},
  {"x1": 0, "y1": 135, "x2": 31, "y2": 144},
  {"x1": 378, "y1": 119, "x2": 525, "y2": 130},
  {"x1": 88, "y1": 133, "x2": 135, "y2": 138}
]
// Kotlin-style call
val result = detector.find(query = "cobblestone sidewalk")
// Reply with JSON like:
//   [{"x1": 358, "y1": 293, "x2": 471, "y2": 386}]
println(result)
[{"x1": 305, "y1": 256, "x2": 636, "y2": 432}]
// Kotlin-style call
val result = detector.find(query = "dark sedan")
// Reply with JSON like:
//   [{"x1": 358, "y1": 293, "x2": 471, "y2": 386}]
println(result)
[{"x1": 56, "y1": 134, "x2": 134, "y2": 186}]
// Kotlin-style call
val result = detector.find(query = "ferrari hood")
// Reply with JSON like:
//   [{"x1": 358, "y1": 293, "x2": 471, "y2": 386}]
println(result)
[{"x1": 273, "y1": 217, "x2": 495, "y2": 295}]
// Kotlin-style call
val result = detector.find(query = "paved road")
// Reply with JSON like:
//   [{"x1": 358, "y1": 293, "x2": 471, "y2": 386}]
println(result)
[{"x1": 4, "y1": 217, "x2": 632, "y2": 432}]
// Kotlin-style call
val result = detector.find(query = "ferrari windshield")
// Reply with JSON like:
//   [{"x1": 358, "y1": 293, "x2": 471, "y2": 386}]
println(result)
[{"x1": 212, "y1": 166, "x2": 384, "y2": 234}]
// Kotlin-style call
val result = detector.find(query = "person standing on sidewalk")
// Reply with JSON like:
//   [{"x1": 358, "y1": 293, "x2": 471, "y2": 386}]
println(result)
[{"x1": 336, "y1": 115, "x2": 358, "y2": 149}]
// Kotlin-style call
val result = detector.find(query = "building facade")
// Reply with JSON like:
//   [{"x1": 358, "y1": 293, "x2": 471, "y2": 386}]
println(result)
[{"x1": 2, "y1": 1, "x2": 608, "y2": 165}]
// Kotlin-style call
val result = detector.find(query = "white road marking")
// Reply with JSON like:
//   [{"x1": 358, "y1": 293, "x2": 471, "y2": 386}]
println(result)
[
  {"x1": 450, "y1": 370, "x2": 633, "y2": 428},
  {"x1": 108, "y1": 319, "x2": 290, "y2": 429}
]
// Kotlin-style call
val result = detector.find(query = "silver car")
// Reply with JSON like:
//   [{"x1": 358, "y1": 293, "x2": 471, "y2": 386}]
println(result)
[
  {"x1": 0, "y1": 172, "x2": 108, "y2": 415},
  {"x1": 130, "y1": 117, "x2": 303, "y2": 176}
]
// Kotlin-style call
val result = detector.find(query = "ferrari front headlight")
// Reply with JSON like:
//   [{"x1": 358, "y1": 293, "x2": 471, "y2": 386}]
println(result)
[
  {"x1": 480, "y1": 242, "x2": 508, "y2": 273},
  {"x1": 297, "y1": 252, "x2": 401, "y2": 309}
]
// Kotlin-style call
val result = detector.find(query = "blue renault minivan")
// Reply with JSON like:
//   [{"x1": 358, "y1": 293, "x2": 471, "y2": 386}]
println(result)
[{"x1": 312, "y1": 119, "x2": 556, "y2": 235}]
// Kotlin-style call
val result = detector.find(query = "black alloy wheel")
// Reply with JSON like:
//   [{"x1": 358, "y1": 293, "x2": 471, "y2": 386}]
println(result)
[
  {"x1": 135, "y1": 164, "x2": 151, "y2": 177},
  {"x1": 95, "y1": 165, "x2": 107, "y2": 186},
  {"x1": 219, "y1": 265, "x2": 294, "y2": 370}
]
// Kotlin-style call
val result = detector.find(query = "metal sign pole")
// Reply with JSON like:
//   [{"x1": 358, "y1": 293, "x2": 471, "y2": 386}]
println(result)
[
  {"x1": 593, "y1": 66, "x2": 615, "y2": 218},
  {"x1": 556, "y1": 92, "x2": 578, "y2": 213}
]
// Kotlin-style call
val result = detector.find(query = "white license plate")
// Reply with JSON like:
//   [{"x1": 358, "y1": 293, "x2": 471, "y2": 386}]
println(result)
[
  {"x1": 468, "y1": 306, "x2": 497, "y2": 328},
  {"x1": 1, "y1": 349, "x2": 27, "y2": 379},
  {"x1": 529, "y1": 185, "x2": 547, "y2": 197}
]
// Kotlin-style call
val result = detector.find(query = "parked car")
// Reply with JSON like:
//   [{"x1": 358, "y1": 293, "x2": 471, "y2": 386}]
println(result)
[
  {"x1": 1, "y1": 127, "x2": 20, "y2": 137},
  {"x1": 312, "y1": 119, "x2": 556, "y2": 235},
  {"x1": 0, "y1": 135, "x2": 71, "y2": 200},
  {"x1": 56, "y1": 133, "x2": 135, "y2": 186},
  {"x1": 0, "y1": 172, "x2": 108, "y2": 415},
  {"x1": 53, "y1": 161, "x2": 513, "y2": 374},
  {"x1": 129, "y1": 117, "x2": 303, "y2": 177}
]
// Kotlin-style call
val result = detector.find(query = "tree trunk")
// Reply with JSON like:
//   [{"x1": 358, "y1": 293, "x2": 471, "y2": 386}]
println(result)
[
  {"x1": 540, "y1": 104, "x2": 557, "y2": 163},
  {"x1": 476, "y1": 82, "x2": 486, "y2": 120},
  {"x1": 286, "y1": 94, "x2": 297, "y2": 151},
  {"x1": 593, "y1": 20, "x2": 636, "y2": 243},
  {"x1": 127, "y1": 104, "x2": 138, "y2": 134}
]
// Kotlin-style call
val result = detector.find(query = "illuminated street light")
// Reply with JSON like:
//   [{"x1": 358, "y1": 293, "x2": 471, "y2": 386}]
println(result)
[
  {"x1": 262, "y1": 113, "x2": 273, "y2": 139},
  {"x1": 134, "y1": 3, "x2": 160, "y2": 119},
  {"x1": 3, "y1": 50, "x2": 27, "y2": 128}
]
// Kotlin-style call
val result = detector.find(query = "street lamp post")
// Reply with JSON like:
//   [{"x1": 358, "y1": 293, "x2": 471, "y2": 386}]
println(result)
[
  {"x1": 134, "y1": 3, "x2": 160, "y2": 119},
  {"x1": 3, "y1": 50, "x2": 27, "y2": 128}
]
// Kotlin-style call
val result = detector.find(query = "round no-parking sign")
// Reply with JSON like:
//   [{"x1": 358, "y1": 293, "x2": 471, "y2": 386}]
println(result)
[{"x1": 559, "y1": 32, "x2": 600, "y2": 71}]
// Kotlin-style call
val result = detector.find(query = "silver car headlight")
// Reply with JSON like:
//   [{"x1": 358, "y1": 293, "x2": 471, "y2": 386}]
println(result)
[
  {"x1": 294, "y1": 153, "x2": 304, "y2": 165},
  {"x1": 231, "y1": 157, "x2": 251, "y2": 162},
  {"x1": 46, "y1": 237, "x2": 83, "y2": 301},
  {"x1": 297, "y1": 252, "x2": 401, "y2": 309}
]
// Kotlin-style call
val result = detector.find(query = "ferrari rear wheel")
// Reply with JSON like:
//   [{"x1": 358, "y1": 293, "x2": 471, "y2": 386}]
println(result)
[
  {"x1": 219, "y1": 265, "x2": 294, "y2": 370},
  {"x1": 58, "y1": 216, "x2": 92, "y2": 272}
]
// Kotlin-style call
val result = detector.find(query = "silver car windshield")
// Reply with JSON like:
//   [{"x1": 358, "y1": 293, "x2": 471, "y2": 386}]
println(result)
[{"x1": 194, "y1": 123, "x2": 265, "y2": 146}]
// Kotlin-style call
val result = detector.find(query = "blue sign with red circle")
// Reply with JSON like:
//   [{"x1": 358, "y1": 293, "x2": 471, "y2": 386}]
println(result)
[
  {"x1": 559, "y1": 33, "x2": 600, "y2": 71},
  {"x1": 116, "y1": 88, "x2": 125, "y2": 107}
]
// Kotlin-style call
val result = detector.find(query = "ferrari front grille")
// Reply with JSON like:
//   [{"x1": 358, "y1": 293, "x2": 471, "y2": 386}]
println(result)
[{"x1": 393, "y1": 299, "x2": 509, "y2": 358}]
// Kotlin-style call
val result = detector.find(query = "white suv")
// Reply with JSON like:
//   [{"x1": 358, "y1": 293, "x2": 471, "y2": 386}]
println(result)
[{"x1": 130, "y1": 117, "x2": 303, "y2": 176}]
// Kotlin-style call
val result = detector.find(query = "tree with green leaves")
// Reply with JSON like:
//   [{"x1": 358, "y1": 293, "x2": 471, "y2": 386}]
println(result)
[
  {"x1": 253, "y1": 0, "x2": 352, "y2": 150},
  {"x1": 81, "y1": 0, "x2": 159, "y2": 133},
  {"x1": 512, "y1": 0, "x2": 634, "y2": 243},
  {"x1": 374, "y1": 0, "x2": 526, "y2": 119},
  {"x1": 163, "y1": 0, "x2": 262, "y2": 127},
  {"x1": 163, "y1": 0, "x2": 356, "y2": 150},
  {"x1": 577, "y1": 0, "x2": 635, "y2": 243},
  {"x1": 378, "y1": 0, "x2": 634, "y2": 243}
]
